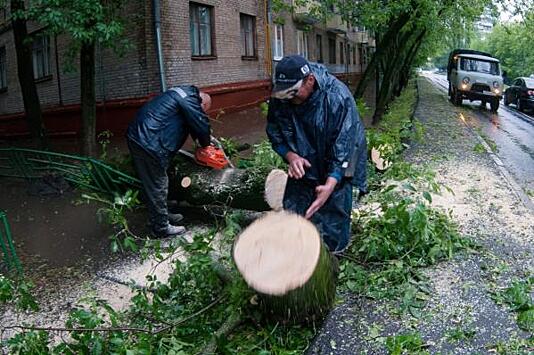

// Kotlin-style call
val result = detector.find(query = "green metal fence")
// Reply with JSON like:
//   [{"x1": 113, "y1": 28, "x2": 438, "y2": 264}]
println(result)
[
  {"x1": 0, "y1": 148, "x2": 141, "y2": 272},
  {"x1": 0, "y1": 148, "x2": 141, "y2": 197},
  {"x1": 0, "y1": 211, "x2": 21, "y2": 273}
]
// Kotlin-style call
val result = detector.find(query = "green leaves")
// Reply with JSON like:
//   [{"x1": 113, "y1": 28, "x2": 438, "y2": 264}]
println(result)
[{"x1": 491, "y1": 277, "x2": 534, "y2": 332}]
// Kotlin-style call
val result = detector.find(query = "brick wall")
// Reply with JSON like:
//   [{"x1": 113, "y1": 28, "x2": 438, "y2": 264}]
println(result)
[{"x1": 0, "y1": 0, "x2": 270, "y2": 117}]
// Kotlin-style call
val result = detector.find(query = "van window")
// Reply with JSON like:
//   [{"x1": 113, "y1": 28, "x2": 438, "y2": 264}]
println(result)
[{"x1": 460, "y1": 58, "x2": 499, "y2": 75}]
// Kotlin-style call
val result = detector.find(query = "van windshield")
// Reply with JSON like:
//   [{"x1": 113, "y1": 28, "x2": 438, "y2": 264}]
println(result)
[{"x1": 460, "y1": 58, "x2": 499, "y2": 75}]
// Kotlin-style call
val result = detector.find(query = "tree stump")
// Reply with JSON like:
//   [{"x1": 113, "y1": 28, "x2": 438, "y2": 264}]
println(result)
[{"x1": 233, "y1": 211, "x2": 338, "y2": 323}]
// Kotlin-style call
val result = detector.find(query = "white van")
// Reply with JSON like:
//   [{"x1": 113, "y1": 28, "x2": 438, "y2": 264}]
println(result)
[{"x1": 447, "y1": 49, "x2": 503, "y2": 112}]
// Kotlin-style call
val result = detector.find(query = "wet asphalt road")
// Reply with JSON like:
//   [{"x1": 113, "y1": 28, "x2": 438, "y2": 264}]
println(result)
[{"x1": 424, "y1": 72, "x2": 534, "y2": 196}]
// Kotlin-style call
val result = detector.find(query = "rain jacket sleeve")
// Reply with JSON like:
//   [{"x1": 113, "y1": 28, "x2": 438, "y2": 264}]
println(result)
[
  {"x1": 327, "y1": 95, "x2": 359, "y2": 182},
  {"x1": 266, "y1": 99, "x2": 290, "y2": 159},
  {"x1": 178, "y1": 89, "x2": 211, "y2": 147}
]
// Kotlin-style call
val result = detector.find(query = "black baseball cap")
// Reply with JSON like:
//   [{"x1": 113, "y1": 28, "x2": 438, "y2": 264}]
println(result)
[{"x1": 272, "y1": 55, "x2": 311, "y2": 97}]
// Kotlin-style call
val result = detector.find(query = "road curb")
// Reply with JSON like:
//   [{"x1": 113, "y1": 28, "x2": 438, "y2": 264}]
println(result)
[{"x1": 424, "y1": 75, "x2": 534, "y2": 212}]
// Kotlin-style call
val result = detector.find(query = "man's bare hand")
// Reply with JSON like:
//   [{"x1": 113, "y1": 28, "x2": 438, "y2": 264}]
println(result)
[
  {"x1": 305, "y1": 177, "x2": 338, "y2": 219},
  {"x1": 286, "y1": 152, "x2": 311, "y2": 179}
]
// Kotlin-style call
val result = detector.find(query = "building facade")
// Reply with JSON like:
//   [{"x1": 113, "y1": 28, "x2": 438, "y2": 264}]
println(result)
[{"x1": 0, "y1": 0, "x2": 373, "y2": 138}]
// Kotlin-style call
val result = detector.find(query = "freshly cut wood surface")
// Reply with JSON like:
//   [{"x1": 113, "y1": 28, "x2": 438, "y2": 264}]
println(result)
[
  {"x1": 233, "y1": 211, "x2": 321, "y2": 296},
  {"x1": 264, "y1": 169, "x2": 288, "y2": 211},
  {"x1": 181, "y1": 176, "x2": 192, "y2": 188},
  {"x1": 371, "y1": 146, "x2": 392, "y2": 171}
]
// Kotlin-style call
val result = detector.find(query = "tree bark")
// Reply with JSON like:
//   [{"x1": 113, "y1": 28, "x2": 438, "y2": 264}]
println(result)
[
  {"x1": 353, "y1": 12, "x2": 412, "y2": 99},
  {"x1": 233, "y1": 211, "x2": 338, "y2": 323},
  {"x1": 80, "y1": 41, "x2": 97, "y2": 157},
  {"x1": 10, "y1": 0, "x2": 47, "y2": 148},
  {"x1": 168, "y1": 155, "x2": 271, "y2": 211},
  {"x1": 372, "y1": 26, "x2": 422, "y2": 124}
]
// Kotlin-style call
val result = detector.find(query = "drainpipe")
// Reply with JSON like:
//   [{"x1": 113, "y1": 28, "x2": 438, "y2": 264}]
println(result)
[{"x1": 153, "y1": 0, "x2": 166, "y2": 92}]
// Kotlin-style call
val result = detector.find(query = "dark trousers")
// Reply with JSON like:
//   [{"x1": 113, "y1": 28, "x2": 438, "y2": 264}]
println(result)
[
  {"x1": 127, "y1": 139, "x2": 169, "y2": 231},
  {"x1": 283, "y1": 178, "x2": 353, "y2": 252}
]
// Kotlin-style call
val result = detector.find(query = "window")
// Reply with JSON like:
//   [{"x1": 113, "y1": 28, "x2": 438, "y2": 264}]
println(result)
[
  {"x1": 316, "y1": 35, "x2": 323, "y2": 63},
  {"x1": 353, "y1": 45, "x2": 357, "y2": 65},
  {"x1": 190, "y1": 3, "x2": 214, "y2": 57},
  {"x1": 240, "y1": 14, "x2": 256, "y2": 58},
  {"x1": 328, "y1": 38, "x2": 336, "y2": 64},
  {"x1": 32, "y1": 35, "x2": 51, "y2": 80},
  {"x1": 273, "y1": 24, "x2": 284, "y2": 60},
  {"x1": 0, "y1": 46, "x2": 6, "y2": 90},
  {"x1": 460, "y1": 58, "x2": 499, "y2": 75},
  {"x1": 297, "y1": 31, "x2": 308, "y2": 59},
  {"x1": 347, "y1": 44, "x2": 350, "y2": 65},
  {"x1": 340, "y1": 42, "x2": 344, "y2": 65}
]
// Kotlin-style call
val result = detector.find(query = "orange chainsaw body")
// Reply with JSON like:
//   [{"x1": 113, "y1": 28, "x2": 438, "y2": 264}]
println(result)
[{"x1": 194, "y1": 145, "x2": 230, "y2": 170}]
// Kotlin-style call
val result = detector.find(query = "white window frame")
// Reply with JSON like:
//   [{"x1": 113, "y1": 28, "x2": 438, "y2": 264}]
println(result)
[
  {"x1": 273, "y1": 24, "x2": 284, "y2": 60},
  {"x1": 297, "y1": 30, "x2": 309, "y2": 59},
  {"x1": 240, "y1": 13, "x2": 257, "y2": 58},
  {"x1": 190, "y1": 2, "x2": 214, "y2": 57},
  {"x1": 32, "y1": 35, "x2": 51, "y2": 80}
]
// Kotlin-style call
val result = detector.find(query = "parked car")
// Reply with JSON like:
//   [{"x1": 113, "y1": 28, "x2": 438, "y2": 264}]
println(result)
[
  {"x1": 447, "y1": 49, "x2": 503, "y2": 112},
  {"x1": 503, "y1": 77, "x2": 534, "y2": 112}
]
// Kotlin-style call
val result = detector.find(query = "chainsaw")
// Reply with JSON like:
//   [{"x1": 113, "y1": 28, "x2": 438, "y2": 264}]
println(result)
[{"x1": 179, "y1": 136, "x2": 234, "y2": 170}]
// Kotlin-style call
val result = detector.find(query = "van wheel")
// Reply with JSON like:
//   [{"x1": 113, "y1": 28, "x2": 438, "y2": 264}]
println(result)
[{"x1": 490, "y1": 99, "x2": 499, "y2": 112}]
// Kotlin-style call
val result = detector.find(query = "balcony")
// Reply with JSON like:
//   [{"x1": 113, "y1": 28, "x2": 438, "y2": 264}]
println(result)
[
  {"x1": 293, "y1": 1, "x2": 320, "y2": 25},
  {"x1": 326, "y1": 14, "x2": 347, "y2": 34}
]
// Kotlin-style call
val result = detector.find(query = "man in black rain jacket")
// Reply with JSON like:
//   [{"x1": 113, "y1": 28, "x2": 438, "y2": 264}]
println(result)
[
  {"x1": 267, "y1": 55, "x2": 367, "y2": 252},
  {"x1": 127, "y1": 86, "x2": 212, "y2": 238}
]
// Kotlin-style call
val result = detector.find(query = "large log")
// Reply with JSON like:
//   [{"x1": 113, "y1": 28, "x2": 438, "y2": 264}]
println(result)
[
  {"x1": 168, "y1": 156, "x2": 271, "y2": 211},
  {"x1": 233, "y1": 211, "x2": 338, "y2": 323}
]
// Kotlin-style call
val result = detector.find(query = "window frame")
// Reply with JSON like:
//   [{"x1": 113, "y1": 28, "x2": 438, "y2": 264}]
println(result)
[
  {"x1": 328, "y1": 37, "x2": 336, "y2": 64},
  {"x1": 190, "y1": 2, "x2": 216, "y2": 59},
  {"x1": 273, "y1": 24, "x2": 284, "y2": 60},
  {"x1": 316, "y1": 34, "x2": 323, "y2": 63},
  {"x1": 297, "y1": 30, "x2": 309, "y2": 59},
  {"x1": 32, "y1": 34, "x2": 52, "y2": 81},
  {"x1": 339, "y1": 41, "x2": 344, "y2": 65},
  {"x1": 240, "y1": 13, "x2": 257, "y2": 60},
  {"x1": 0, "y1": 46, "x2": 7, "y2": 92}
]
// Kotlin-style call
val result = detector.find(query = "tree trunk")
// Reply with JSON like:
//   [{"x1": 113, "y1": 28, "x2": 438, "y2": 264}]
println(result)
[
  {"x1": 168, "y1": 155, "x2": 271, "y2": 211},
  {"x1": 353, "y1": 12, "x2": 412, "y2": 99},
  {"x1": 372, "y1": 26, "x2": 422, "y2": 124},
  {"x1": 10, "y1": 0, "x2": 47, "y2": 148},
  {"x1": 80, "y1": 41, "x2": 97, "y2": 157},
  {"x1": 233, "y1": 211, "x2": 338, "y2": 323}
]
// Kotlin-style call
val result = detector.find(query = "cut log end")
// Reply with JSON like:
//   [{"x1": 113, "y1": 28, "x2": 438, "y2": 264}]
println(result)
[
  {"x1": 181, "y1": 176, "x2": 192, "y2": 188},
  {"x1": 234, "y1": 211, "x2": 321, "y2": 296},
  {"x1": 264, "y1": 169, "x2": 288, "y2": 211}
]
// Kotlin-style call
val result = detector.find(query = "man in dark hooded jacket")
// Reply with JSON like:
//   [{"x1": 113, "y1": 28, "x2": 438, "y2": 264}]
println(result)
[
  {"x1": 127, "y1": 86, "x2": 212, "y2": 238},
  {"x1": 267, "y1": 55, "x2": 367, "y2": 252}
]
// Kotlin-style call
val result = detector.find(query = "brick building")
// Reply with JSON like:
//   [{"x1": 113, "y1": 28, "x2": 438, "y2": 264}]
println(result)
[{"x1": 0, "y1": 0, "x2": 373, "y2": 138}]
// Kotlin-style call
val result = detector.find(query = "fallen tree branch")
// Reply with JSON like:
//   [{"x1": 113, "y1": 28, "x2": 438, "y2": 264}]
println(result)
[
  {"x1": 1, "y1": 324, "x2": 152, "y2": 334},
  {"x1": 199, "y1": 311, "x2": 243, "y2": 355},
  {"x1": 154, "y1": 294, "x2": 227, "y2": 334}
]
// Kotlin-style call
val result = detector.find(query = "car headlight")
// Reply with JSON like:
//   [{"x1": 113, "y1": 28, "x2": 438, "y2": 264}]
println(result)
[
  {"x1": 493, "y1": 81, "x2": 500, "y2": 88},
  {"x1": 462, "y1": 77, "x2": 470, "y2": 84}
]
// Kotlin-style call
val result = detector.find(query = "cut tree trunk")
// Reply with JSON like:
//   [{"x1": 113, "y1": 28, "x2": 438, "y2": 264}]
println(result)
[
  {"x1": 264, "y1": 169, "x2": 287, "y2": 211},
  {"x1": 233, "y1": 211, "x2": 338, "y2": 323},
  {"x1": 168, "y1": 156, "x2": 271, "y2": 211}
]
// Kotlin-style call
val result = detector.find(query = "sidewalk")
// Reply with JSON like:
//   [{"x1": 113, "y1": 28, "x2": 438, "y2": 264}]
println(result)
[{"x1": 307, "y1": 77, "x2": 534, "y2": 354}]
